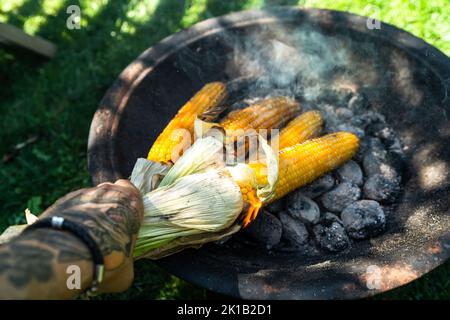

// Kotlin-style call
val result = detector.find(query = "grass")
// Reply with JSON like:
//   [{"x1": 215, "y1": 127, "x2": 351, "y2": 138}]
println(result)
[{"x1": 0, "y1": 0, "x2": 448, "y2": 300}]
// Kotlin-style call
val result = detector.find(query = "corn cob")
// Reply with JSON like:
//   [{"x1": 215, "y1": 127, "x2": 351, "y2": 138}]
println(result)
[
  {"x1": 250, "y1": 132, "x2": 359, "y2": 202},
  {"x1": 220, "y1": 97, "x2": 301, "y2": 138},
  {"x1": 147, "y1": 82, "x2": 227, "y2": 164},
  {"x1": 278, "y1": 110, "x2": 323, "y2": 149}
]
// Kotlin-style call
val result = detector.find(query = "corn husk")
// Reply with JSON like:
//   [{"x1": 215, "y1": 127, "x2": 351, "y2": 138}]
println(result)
[
  {"x1": 0, "y1": 210, "x2": 39, "y2": 244},
  {"x1": 131, "y1": 135, "x2": 278, "y2": 260},
  {"x1": 134, "y1": 169, "x2": 243, "y2": 258}
]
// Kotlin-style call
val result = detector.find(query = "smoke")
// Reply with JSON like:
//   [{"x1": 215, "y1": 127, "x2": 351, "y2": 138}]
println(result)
[{"x1": 226, "y1": 21, "x2": 353, "y2": 104}]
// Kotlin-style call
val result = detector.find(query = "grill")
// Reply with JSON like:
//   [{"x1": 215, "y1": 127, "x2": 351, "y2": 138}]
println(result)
[{"x1": 88, "y1": 8, "x2": 450, "y2": 299}]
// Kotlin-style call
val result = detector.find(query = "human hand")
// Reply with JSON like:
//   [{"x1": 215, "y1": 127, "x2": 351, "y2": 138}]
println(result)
[{"x1": 40, "y1": 179, "x2": 143, "y2": 293}]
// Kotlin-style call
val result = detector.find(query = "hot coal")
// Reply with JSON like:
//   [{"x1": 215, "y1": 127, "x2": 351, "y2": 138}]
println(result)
[
  {"x1": 296, "y1": 173, "x2": 335, "y2": 198},
  {"x1": 336, "y1": 160, "x2": 363, "y2": 186},
  {"x1": 287, "y1": 193, "x2": 321, "y2": 224},
  {"x1": 385, "y1": 150, "x2": 406, "y2": 177},
  {"x1": 368, "y1": 123, "x2": 399, "y2": 149},
  {"x1": 238, "y1": 88, "x2": 404, "y2": 254},
  {"x1": 279, "y1": 211, "x2": 309, "y2": 246},
  {"x1": 362, "y1": 152, "x2": 399, "y2": 181},
  {"x1": 341, "y1": 200, "x2": 386, "y2": 239},
  {"x1": 322, "y1": 212, "x2": 343, "y2": 224},
  {"x1": 313, "y1": 212, "x2": 350, "y2": 252},
  {"x1": 265, "y1": 198, "x2": 286, "y2": 214},
  {"x1": 363, "y1": 174, "x2": 401, "y2": 203},
  {"x1": 320, "y1": 181, "x2": 361, "y2": 213},
  {"x1": 361, "y1": 137, "x2": 386, "y2": 156},
  {"x1": 243, "y1": 209, "x2": 282, "y2": 249}
]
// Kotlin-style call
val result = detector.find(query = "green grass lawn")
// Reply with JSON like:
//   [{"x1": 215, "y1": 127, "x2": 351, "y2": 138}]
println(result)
[{"x1": 0, "y1": 0, "x2": 448, "y2": 299}]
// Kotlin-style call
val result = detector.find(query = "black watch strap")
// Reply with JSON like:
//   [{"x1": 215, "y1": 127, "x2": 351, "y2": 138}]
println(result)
[{"x1": 23, "y1": 216, "x2": 105, "y2": 294}]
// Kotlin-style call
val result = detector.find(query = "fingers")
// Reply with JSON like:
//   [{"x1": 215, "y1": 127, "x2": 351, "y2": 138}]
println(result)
[
  {"x1": 114, "y1": 179, "x2": 135, "y2": 189},
  {"x1": 97, "y1": 179, "x2": 140, "y2": 198},
  {"x1": 95, "y1": 180, "x2": 144, "y2": 222},
  {"x1": 97, "y1": 257, "x2": 135, "y2": 294},
  {"x1": 96, "y1": 182, "x2": 112, "y2": 187},
  {"x1": 113, "y1": 180, "x2": 144, "y2": 221}
]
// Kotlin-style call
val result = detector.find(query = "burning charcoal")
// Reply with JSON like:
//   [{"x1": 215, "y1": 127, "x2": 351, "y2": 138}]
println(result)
[
  {"x1": 341, "y1": 200, "x2": 386, "y2": 239},
  {"x1": 387, "y1": 138, "x2": 404, "y2": 155},
  {"x1": 363, "y1": 174, "x2": 400, "y2": 203},
  {"x1": 297, "y1": 174, "x2": 335, "y2": 198},
  {"x1": 371, "y1": 125, "x2": 399, "y2": 149},
  {"x1": 279, "y1": 211, "x2": 309, "y2": 246},
  {"x1": 322, "y1": 212, "x2": 342, "y2": 224},
  {"x1": 362, "y1": 152, "x2": 399, "y2": 181},
  {"x1": 313, "y1": 217, "x2": 350, "y2": 253},
  {"x1": 365, "y1": 137, "x2": 386, "y2": 156},
  {"x1": 386, "y1": 150, "x2": 406, "y2": 176},
  {"x1": 336, "y1": 123, "x2": 365, "y2": 139},
  {"x1": 347, "y1": 93, "x2": 368, "y2": 113},
  {"x1": 366, "y1": 122, "x2": 385, "y2": 136},
  {"x1": 244, "y1": 209, "x2": 282, "y2": 248},
  {"x1": 367, "y1": 123, "x2": 405, "y2": 156},
  {"x1": 265, "y1": 198, "x2": 286, "y2": 214},
  {"x1": 356, "y1": 137, "x2": 386, "y2": 162},
  {"x1": 287, "y1": 193, "x2": 321, "y2": 224},
  {"x1": 320, "y1": 182, "x2": 361, "y2": 213},
  {"x1": 335, "y1": 160, "x2": 363, "y2": 186}
]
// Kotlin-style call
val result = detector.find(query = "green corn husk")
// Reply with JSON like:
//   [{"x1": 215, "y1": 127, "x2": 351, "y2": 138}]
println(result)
[
  {"x1": 130, "y1": 135, "x2": 278, "y2": 260},
  {"x1": 133, "y1": 169, "x2": 243, "y2": 258},
  {"x1": 0, "y1": 210, "x2": 39, "y2": 244}
]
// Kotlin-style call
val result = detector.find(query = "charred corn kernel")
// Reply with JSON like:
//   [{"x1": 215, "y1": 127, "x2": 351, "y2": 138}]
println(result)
[
  {"x1": 253, "y1": 132, "x2": 359, "y2": 202},
  {"x1": 220, "y1": 97, "x2": 301, "y2": 137},
  {"x1": 278, "y1": 110, "x2": 323, "y2": 149},
  {"x1": 147, "y1": 82, "x2": 227, "y2": 163}
]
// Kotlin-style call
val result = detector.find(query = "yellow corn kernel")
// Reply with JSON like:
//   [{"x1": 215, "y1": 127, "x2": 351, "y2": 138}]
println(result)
[
  {"x1": 273, "y1": 132, "x2": 359, "y2": 201},
  {"x1": 248, "y1": 162, "x2": 269, "y2": 186},
  {"x1": 278, "y1": 110, "x2": 323, "y2": 149},
  {"x1": 220, "y1": 97, "x2": 301, "y2": 138},
  {"x1": 147, "y1": 82, "x2": 227, "y2": 164},
  {"x1": 252, "y1": 132, "x2": 359, "y2": 203}
]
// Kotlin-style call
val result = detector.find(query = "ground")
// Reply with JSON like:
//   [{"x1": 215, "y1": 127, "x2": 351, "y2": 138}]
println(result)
[{"x1": 0, "y1": 0, "x2": 448, "y2": 299}]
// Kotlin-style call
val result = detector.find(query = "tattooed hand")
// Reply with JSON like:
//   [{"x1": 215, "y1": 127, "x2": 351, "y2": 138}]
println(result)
[{"x1": 0, "y1": 179, "x2": 143, "y2": 299}]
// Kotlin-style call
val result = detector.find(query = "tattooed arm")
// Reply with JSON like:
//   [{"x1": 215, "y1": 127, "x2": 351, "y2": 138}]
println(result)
[{"x1": 0, "y1": 179, "x2": 143, "y2": 299}]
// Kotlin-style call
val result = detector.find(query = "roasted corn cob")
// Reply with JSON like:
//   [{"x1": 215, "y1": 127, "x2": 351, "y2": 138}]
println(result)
[
  {"x1": 250, "y1": 132, "x2": 359, "y2": 203},
  {"x1": 220, "y1": 97, "x2": 301, "y2": 138},
  {"x1": 278, "y1": 110, "x2": 323, "y2": 149},
  {"x1": 147, "y1": 82, "x2": 227, "y2": 164}
]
